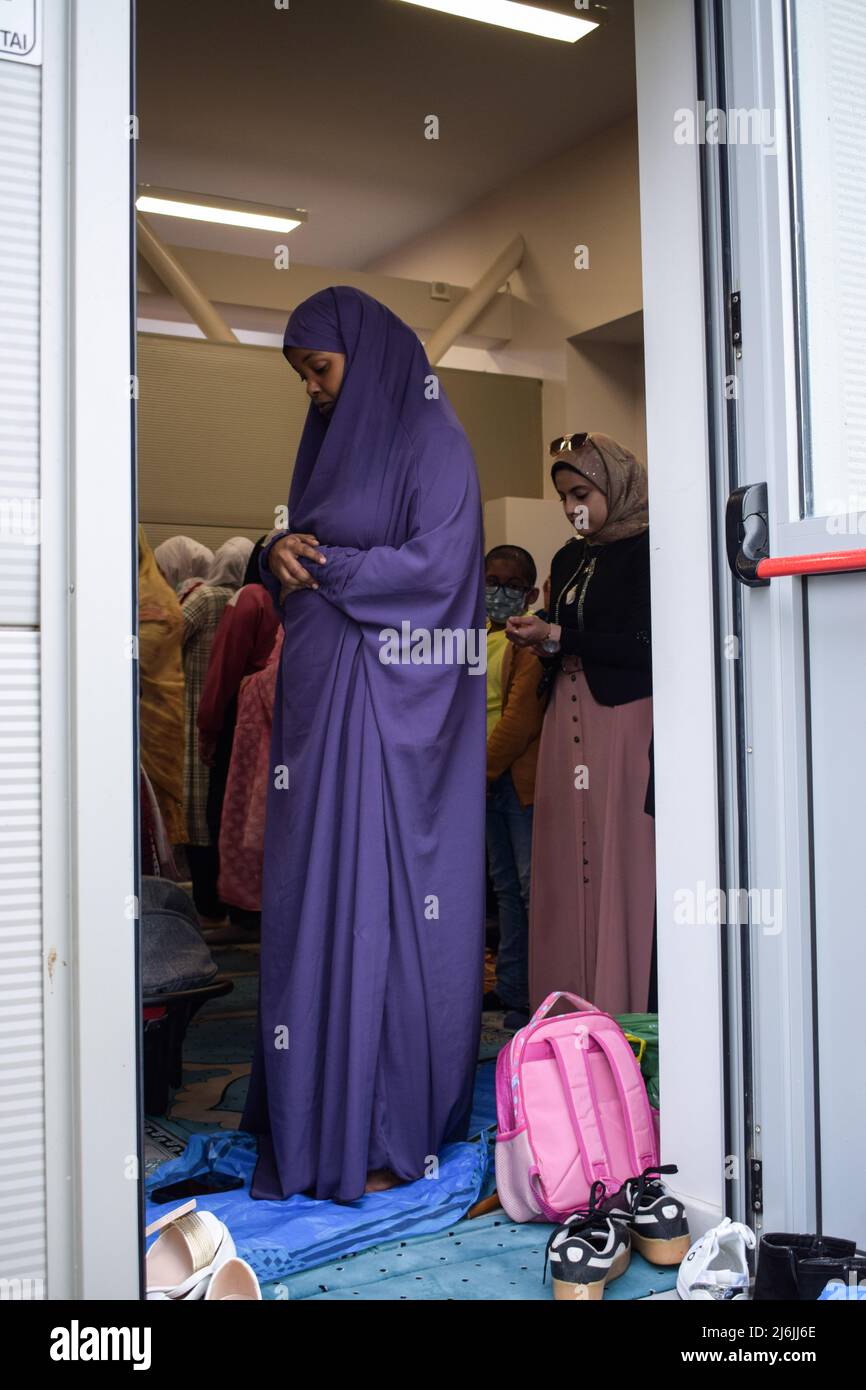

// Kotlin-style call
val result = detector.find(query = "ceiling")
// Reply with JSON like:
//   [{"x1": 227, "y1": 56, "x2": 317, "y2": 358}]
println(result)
[{"x1": 136, "y1": 0, "x2": 636, "y2": 271}]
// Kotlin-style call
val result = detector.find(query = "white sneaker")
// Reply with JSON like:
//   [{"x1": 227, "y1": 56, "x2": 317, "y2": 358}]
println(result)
[{"x1": 677, "y1": 1216, "x2": 755, "y2": 1300}]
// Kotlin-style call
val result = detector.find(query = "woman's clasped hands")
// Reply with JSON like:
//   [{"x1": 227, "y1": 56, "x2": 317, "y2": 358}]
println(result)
[{"x1": 267, "y1": 532, "x2": 327, "y2": 603}]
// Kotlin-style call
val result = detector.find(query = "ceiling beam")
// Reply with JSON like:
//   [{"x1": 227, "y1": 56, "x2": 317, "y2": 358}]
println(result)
[{"x1": 137, "y1": 244, "x2": 514, "y2": 346}]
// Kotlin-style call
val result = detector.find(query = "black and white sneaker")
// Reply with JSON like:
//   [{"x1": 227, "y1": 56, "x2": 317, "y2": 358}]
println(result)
[
  {"x1": 600, "y1": 1163, "x2": 690, "y2": 1266},
  {"x1": 544, "y1": 1181, "x2": 632, "y2": 1301}
]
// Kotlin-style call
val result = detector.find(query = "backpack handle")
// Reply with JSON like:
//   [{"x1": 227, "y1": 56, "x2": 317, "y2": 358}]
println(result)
[
  {"x1": 510, "y1": 992, "x2": 600, "y2": 1129},
  {"x1": 530, "y1": 990, "x2": 596, "y2": 1025}
]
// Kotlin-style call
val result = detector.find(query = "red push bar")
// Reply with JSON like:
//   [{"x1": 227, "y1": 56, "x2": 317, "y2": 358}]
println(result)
[
  {"x1": 756, "y1": 549, "x2": 866, "y2": 579},
  {"x1": 727, "y1": 485, "x2": 866, "y2": 586}
]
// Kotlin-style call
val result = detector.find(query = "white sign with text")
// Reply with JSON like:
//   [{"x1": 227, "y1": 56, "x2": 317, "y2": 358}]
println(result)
[{"x1": 1, "y1": 0, "x2": 41, "y2": 66}]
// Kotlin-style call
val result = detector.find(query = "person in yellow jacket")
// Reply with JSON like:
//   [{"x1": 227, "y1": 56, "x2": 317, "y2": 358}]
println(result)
[
  {"x1": 484, "y1": 545, "x2": 546, "y2": 1030},
  {"x1": 138, "y1": 526, "x2": 187, "y2": 845}
]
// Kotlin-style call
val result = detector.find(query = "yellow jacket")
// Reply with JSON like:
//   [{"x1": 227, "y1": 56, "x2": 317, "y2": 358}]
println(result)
[
  {"x1": 486, "y1": 642, "x2": 545, "y2": 807},
  {"x1": 138, "y1": 526, "x2": 187, "y2": 844}
]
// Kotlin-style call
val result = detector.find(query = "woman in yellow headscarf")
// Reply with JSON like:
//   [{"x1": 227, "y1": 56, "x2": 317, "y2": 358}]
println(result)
[{"x1": 138, "y1": 526, "x2": 187, "y2": 844}]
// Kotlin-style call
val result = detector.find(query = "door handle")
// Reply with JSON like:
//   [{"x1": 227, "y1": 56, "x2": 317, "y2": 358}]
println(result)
[
  {"x1": 726, "y1": 483, "x2": 770, "y2": 587},
  {"x1": 726, "y1": 483, "x2": 866, "y2": 583}
]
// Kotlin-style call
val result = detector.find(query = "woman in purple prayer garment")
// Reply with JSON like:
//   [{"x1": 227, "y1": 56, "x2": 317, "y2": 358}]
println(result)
[{"x1": 240, "y1": 287, "x2": 487, "y2": 1200}]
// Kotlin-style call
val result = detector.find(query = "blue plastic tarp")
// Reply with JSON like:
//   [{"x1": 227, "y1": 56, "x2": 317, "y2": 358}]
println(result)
[{"x1": 145, "y1": 1127, "x2": 491, "y2": 1284}]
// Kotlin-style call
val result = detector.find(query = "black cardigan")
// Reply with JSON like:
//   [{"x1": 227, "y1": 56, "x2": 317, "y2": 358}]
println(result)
[{"x1": 542, "y1": 529, "x2": 652, "y2": 706}]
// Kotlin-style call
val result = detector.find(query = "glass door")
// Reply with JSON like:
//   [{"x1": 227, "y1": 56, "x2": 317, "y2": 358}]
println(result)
[{"x1": 710, "y1": 0, "x2": 866, "y2": 1244}]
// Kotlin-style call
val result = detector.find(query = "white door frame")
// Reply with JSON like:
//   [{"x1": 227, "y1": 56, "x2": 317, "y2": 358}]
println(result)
[
  {"x1": 717, "y1": 0, "x2": 818, "y2": 1240},
  {"x1": 720, "y1": 0, "x2": 866, "y2": 1241},
  {"x1": 41, "y1": 0, "x2": 140, "y2": 1299},
  {"x1": 634, "y1": 0, "x2": 727, "y2": 1235},
  {"x1": 636, "y1": 0, "x2": 834, "y2": 1242}
]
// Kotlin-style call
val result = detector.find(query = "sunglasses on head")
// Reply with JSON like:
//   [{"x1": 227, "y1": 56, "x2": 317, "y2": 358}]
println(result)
[{"x1": 549, "y1": 432, "x2": 590, "y2": 457}]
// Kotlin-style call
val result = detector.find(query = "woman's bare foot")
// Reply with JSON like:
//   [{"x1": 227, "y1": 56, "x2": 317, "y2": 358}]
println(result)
[{"x1": 364, "y1": 1167, "x2": 402, "y2": 1193}]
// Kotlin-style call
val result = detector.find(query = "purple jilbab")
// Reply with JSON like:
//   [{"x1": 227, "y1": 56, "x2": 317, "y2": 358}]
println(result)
[{"x1": 240, "y1": 286, "x2": 486, "y2": 1200}]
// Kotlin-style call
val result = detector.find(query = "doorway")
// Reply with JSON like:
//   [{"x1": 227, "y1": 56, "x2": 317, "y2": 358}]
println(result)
[
  {"x1": 36, "y1": 0, "x2": 855, "y2": 1300},
  {"x1": 132, "y1": 0, "x2": 672, "y2": 1298}
]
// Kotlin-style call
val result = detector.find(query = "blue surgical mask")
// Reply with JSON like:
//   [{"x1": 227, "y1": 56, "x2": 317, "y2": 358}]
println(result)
[{"x1": 486, "y1": 584, "x2": 527, "y2": 624}]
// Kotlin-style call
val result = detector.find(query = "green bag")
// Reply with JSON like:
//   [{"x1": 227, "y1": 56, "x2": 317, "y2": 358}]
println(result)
[{"x1": 614, "y1": 1012, "x2": 659, "y2": 1109}]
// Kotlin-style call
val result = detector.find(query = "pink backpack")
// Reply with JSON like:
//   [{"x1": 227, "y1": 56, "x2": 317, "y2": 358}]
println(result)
[{"x1": 495, "y1": 991, "x2": 660, "y2": 1223}]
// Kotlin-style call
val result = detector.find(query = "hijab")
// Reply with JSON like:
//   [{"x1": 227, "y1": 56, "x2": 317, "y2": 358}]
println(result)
[
  {"x1": 551, "y1": 432, "x2": 649, "y2": 545},
  {"x1": 154, "y1": 535, "x2": 213, "y2": 593},
  {"x1": 242, "y1": 536, "x2": 267, "y2": 588},
  {"x1": 281, "y1": 285, "x2": 469, "y2": 549},
  {"x1": 224, "y1": 536, "x2": 268, "y2": 612},
  {"x1": 207, "y1": 536, "x2": 254, "y2": 589}
]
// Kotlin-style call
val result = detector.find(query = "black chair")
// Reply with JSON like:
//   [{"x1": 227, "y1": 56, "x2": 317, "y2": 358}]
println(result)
[{"x1": 142, "y1": 978, "x2": 233, "y2": 1116}]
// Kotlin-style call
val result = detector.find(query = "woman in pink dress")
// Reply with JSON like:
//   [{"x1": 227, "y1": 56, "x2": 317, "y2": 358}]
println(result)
[{"x1": 506, "y1": 432, "x2": 655, "y2": 1016}]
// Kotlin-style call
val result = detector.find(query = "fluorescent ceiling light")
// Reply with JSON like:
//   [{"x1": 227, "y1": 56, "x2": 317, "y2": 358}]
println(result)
[
  {"x1": 136, "y1": 187, "x2": 307, "y2": 234},
  {"x1": 395, "y1": 0, "x2": 600, "y2": 43}
]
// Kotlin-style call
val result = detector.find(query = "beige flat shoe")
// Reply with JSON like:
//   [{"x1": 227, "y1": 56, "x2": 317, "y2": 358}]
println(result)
[
  {"x1": 145, "y1": 1199, "x2": 236, "y2": 1300},
  {"x1": 204, "y1": 1256, "x2": 262, "y2": 1300}
]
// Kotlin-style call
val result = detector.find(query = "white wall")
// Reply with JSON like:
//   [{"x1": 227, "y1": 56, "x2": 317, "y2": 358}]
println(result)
[
  {"x1": 483, "y1": 497, "x2": 573, "y2": 597},
  {"x1": 370, "y1": 116, "x2": 645, "y2": 491},
  {"x1": 568, "y1": 340, "x2": 647, "y2": 467}
]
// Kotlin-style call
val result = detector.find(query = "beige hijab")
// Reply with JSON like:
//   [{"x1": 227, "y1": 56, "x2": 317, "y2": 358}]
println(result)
[
  {"x1": 551, "y1": 432, "x2": 649, "y2": 545},
  {"x1": 154, "y1": 535, "x2": 214, "y2": 593},
  {"x1": 208, "y1": 536, "x2": 254, "y2": 589}
]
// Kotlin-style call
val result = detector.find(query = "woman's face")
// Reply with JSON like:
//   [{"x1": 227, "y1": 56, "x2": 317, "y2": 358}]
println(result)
[
  {"x1": 286, "y1": 347, "x2": 346, "y2": 418},
  {"x1": 554, "y1": 466, "x2": 609, "y2": 536}
]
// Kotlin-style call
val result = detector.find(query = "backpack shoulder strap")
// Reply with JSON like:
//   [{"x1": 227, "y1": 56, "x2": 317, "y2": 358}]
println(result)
[
  {"x1": 589, "y1": 1019, "x2": 658, "y2": 1174},
  {"x1": 548, "y1": 1030, "x2": 614, "y2": 1189}
]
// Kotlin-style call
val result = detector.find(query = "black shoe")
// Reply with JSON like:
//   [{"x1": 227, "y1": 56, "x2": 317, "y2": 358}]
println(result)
[
  {"x1": 502, "y1": 1009, "x2": 531, "y2": 1032},
  {"x1": 544, "y1": 1181, "x2": 631, "y2": 1300},
  {"x1": 482, "y1": 989, "x2": 504, "y2": 1012},
  {"x1": 753, "y1": 1232, "x2": 860, "y2": 1301},
  {"x1": 599, "y1": 1163, "x2": 690, "y2": 1266}
]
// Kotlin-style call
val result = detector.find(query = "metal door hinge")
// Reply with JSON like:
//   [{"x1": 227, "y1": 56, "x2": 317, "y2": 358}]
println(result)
[
  {"x1": 730, "y1": 291, "x2": 743, "y2": 356},
  {"x1": 749, "y1": 1157, "x2": 763, "y2": 1214}
]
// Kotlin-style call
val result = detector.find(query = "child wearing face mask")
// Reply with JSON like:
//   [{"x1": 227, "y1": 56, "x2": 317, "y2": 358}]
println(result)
[{"x1": 484, "y1": 545, "x2": 546, "y2": 1030}]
